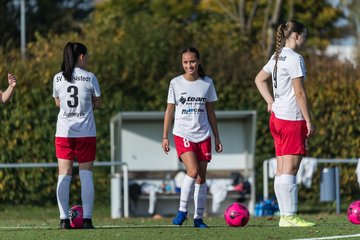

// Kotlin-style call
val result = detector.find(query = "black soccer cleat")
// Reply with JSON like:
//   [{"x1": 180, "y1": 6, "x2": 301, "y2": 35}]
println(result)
[
  {"x1": 59, "y1": 219, "x2": 71, "y2": 230},
  {"x1": 83, "y1": 218, "x2": 95, "y2": 229}
]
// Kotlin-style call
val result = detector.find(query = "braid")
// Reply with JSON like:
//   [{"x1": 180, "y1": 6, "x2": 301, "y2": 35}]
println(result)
[
  {"x1": 273, "y1": 23, "x2": 285, "y2": 89},
  {"x1": 274, "y1": 23, "x2": 285, "y2": 62}
]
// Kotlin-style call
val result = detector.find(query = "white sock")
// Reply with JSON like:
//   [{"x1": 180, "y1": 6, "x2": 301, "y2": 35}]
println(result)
[
  {"x1": 57, "y1": 175, "x2": 72, "y2": 219},
  {"x1": 194, "y1": 183, "x2": 207, "y2": 219},
  {"x1": 80, "y1": 170, "x2": 94, "y2": 219},
  {"x1": 281, "y1": 174, "x2": 298, "y2": 216},
  {"x1": 179, "y1": 175, "x2": 195, "y2": 212},
  {"x1": 274, "y1": 175, "x2": 283, "y2": 215}
]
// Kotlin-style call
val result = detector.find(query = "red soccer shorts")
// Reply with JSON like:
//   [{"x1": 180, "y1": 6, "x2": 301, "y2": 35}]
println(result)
[
  {"x1": 269, "y1": 112, "x2": 307, "y2": 156},
  {"x1": 174, "y1": 135, "x2": 212, "y2": 161},
  {"x1": 55, "y1": 137, "x2": 96, "y2": 163}
]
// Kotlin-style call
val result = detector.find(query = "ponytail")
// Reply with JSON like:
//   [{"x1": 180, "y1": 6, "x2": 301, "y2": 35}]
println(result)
[
  {"x1": 61, "y1": 42, "x2": 88, "y2": 82},
  {"x1": 61, "y1": 42, "x2": 75, "y2": 82},
  {"x1": 181, "y1": 47, "x2": 206, "y2": 78},
  {"x1": 274, "y1": 23, "x2": 285, "y2": 62},
  {"x1": 273, "y1": 23, "x2": 285, "y2": 88}
]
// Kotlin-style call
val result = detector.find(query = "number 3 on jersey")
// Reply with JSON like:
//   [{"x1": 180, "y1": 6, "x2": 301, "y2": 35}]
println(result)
[{"x1": 67, "y1": 86, "x2": 79, "y2": 108}]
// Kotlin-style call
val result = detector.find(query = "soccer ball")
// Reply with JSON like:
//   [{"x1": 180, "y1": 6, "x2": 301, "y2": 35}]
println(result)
[
  {"x1": 224, "y1": 202, "x2": 250, "y2": 227},
  {"x1": 347, "y1": 200, "x2": 360, "y2": 224},
  {"x1": 69, "y1": 205, "x2": 83, "y2": 229}
]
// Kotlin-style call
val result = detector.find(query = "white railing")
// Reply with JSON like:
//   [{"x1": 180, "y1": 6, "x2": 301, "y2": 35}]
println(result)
[{"x1": 0, "y1": 161, "x2": 129, "y2": 218}]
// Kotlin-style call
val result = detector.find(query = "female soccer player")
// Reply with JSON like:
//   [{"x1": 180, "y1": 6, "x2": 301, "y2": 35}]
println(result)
[
  {"x1": 53, "y1": 42, "x2": 101, "y2": 229},
  {"x1": 162, "y1": 47, "x2": 223, "y2": 228},
  {"x1": 255, "y1": 21, "x2": 315, "y2": 227},
  {"x1": 0, "y1": 73, "x2": 16, "y2": 104}
]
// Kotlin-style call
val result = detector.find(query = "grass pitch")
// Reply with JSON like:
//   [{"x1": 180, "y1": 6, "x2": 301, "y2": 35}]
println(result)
[{"x1": 0, "y1": 205, "x2": 359, "y2": 240}]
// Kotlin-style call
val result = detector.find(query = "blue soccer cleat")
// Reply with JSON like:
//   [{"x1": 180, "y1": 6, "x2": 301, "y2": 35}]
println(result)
[
  {"x1": 194, "y1": 218, "x2": 208, "y2": 228},
  {"x1": 172, "y1": 210, "x2": 187, "y2": 226}
]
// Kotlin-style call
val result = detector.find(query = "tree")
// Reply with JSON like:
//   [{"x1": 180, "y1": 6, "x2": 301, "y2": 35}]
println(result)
[
  {"x1": 0, "y1": 0, "x2": 93, "y2": 51},
  {"x1": 0, "y1": 0, "x2": 20, "y2": 50},
  {"x1": 199, "y1": 0, "x2": 346, "y2": 58}
]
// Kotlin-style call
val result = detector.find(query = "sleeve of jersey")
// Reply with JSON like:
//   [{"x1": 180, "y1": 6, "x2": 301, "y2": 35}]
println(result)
[
  {"x1": 263, "y1": 55, "x2": 274, "y2": 73},
  {"x1": 52, "y1": 75, "x2": 58, "y2": 98},
  {"x1": 167, "y1": 82, "x2": 176, "y2": 104},
  {"x1": 288, "y1": 56, "x2": 306, "y2": 80},
  {"x1": 91, "y1": 75, "x2": 101, "y2": 97},
  {"x1": 207, "y1": 79, "x2": 218, "y2": 102}
]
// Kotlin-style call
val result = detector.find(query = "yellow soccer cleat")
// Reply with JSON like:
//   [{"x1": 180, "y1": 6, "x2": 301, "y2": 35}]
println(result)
[{"x1": 279, "y1": 215, "x2": 316, "y2": 227}]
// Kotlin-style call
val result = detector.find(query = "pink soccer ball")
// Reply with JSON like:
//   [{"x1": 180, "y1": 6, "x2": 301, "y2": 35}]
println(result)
[
  {"x1": 69, "y1": 205, "x2": 83, "y2": 229},
  {"x1": 348, "y1": 201, "x2": 360, "y2": 224},
  {"x1": 224, "y1": 202, "x2": 250, "y2": 227}
]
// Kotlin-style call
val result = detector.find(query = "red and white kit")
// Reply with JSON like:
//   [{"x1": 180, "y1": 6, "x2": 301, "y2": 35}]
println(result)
[
  {"x1": 263, "y1": 47, "x2": 307, "y2": 155},
  {"x1": 167, "y1": 75, "x2": 218, "y2": 159},
  {"x1": 53, "y1": 67, "x2": 101, "y2": 162}
]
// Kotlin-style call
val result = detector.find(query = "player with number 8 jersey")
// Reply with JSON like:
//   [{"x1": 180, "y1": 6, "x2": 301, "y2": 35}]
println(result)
[
  {"x1": 53, "y1": 42, "x2": 101, "y2": 230},
  {"x1": 162, "y1": 47, "x2": 223, "y2": 228}
]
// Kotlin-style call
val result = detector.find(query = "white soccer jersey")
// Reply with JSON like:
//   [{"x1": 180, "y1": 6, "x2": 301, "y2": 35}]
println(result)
[
  {"x1": 263, "y1": 47, "x2": 306, "y2": 120},
  {"x1": 167, "y1": 75, "x2": 218, "y2": 142},
  {"x1": 53, "y1": 67, "x2": 101, "y2": 137}
]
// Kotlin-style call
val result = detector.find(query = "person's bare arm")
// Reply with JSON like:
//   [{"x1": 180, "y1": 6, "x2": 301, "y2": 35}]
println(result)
[
  {"x1": 293, "y1": 77, "x2": 315, "y2": 137},
  {"x1": 255, "y1": 69, "x2": 273, "y2": 112},
  {"x1": 206, "y1": 102, "x2": 223, "y2": 153},
  {"x1": 54, "y1": 97, "x2": 60, "y2": 107},
  {"x1": 92, "y1": 96, "x2": 102, "y2": 109},
  {"x1": 162, "y1": 103, "x2": 175, "y2": 154}
]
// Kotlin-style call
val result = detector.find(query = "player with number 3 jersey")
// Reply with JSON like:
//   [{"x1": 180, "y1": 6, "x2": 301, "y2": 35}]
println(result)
[
  {"x1": 53, "y1": 66, "x2": 100, "y2": 137},
  {"x1": 53, "y1": 42, "x2": 101, "y2": 230}
]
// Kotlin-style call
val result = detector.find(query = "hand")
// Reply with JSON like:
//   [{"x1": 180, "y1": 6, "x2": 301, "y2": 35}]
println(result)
[
  {"x1": 215, "y1": 138, "x2": 223, "y2": 153},
  {"x1": 307, "y1": 122, "x2": 316, "y2": 137},
  {"x1": 162, "y1": 138, "x2": 170, "y2": 154},
  {"x1": 8, "y1": 73, "x2": 17, "y2": 88}
]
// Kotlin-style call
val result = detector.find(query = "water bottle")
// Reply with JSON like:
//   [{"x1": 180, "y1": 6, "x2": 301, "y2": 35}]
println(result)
[
  {"x1": 163, "y1": 173, "x2": 172, "y2": 193},
  {"x1": 255, "y1": 203, "x2": 261, "y2": 216}
]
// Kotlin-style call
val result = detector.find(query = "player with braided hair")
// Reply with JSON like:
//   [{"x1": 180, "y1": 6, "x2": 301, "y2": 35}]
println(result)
[{"x1": 255, "y1": 21, "x2": 315, "y2": 227}]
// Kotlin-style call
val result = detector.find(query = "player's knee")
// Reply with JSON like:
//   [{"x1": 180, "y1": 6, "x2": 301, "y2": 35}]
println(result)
[
  {"x1": 187, "y1": 169, "x2": 198, "y2": 178},
  {"x1": 59, "y1": 169, "x2": 73, "y2": 176}
]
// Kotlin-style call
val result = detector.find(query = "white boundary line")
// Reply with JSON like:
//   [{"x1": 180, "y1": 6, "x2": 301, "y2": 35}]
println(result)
[{"x1": 293, "y1": 233, "x2": 360, "y2": 240}]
